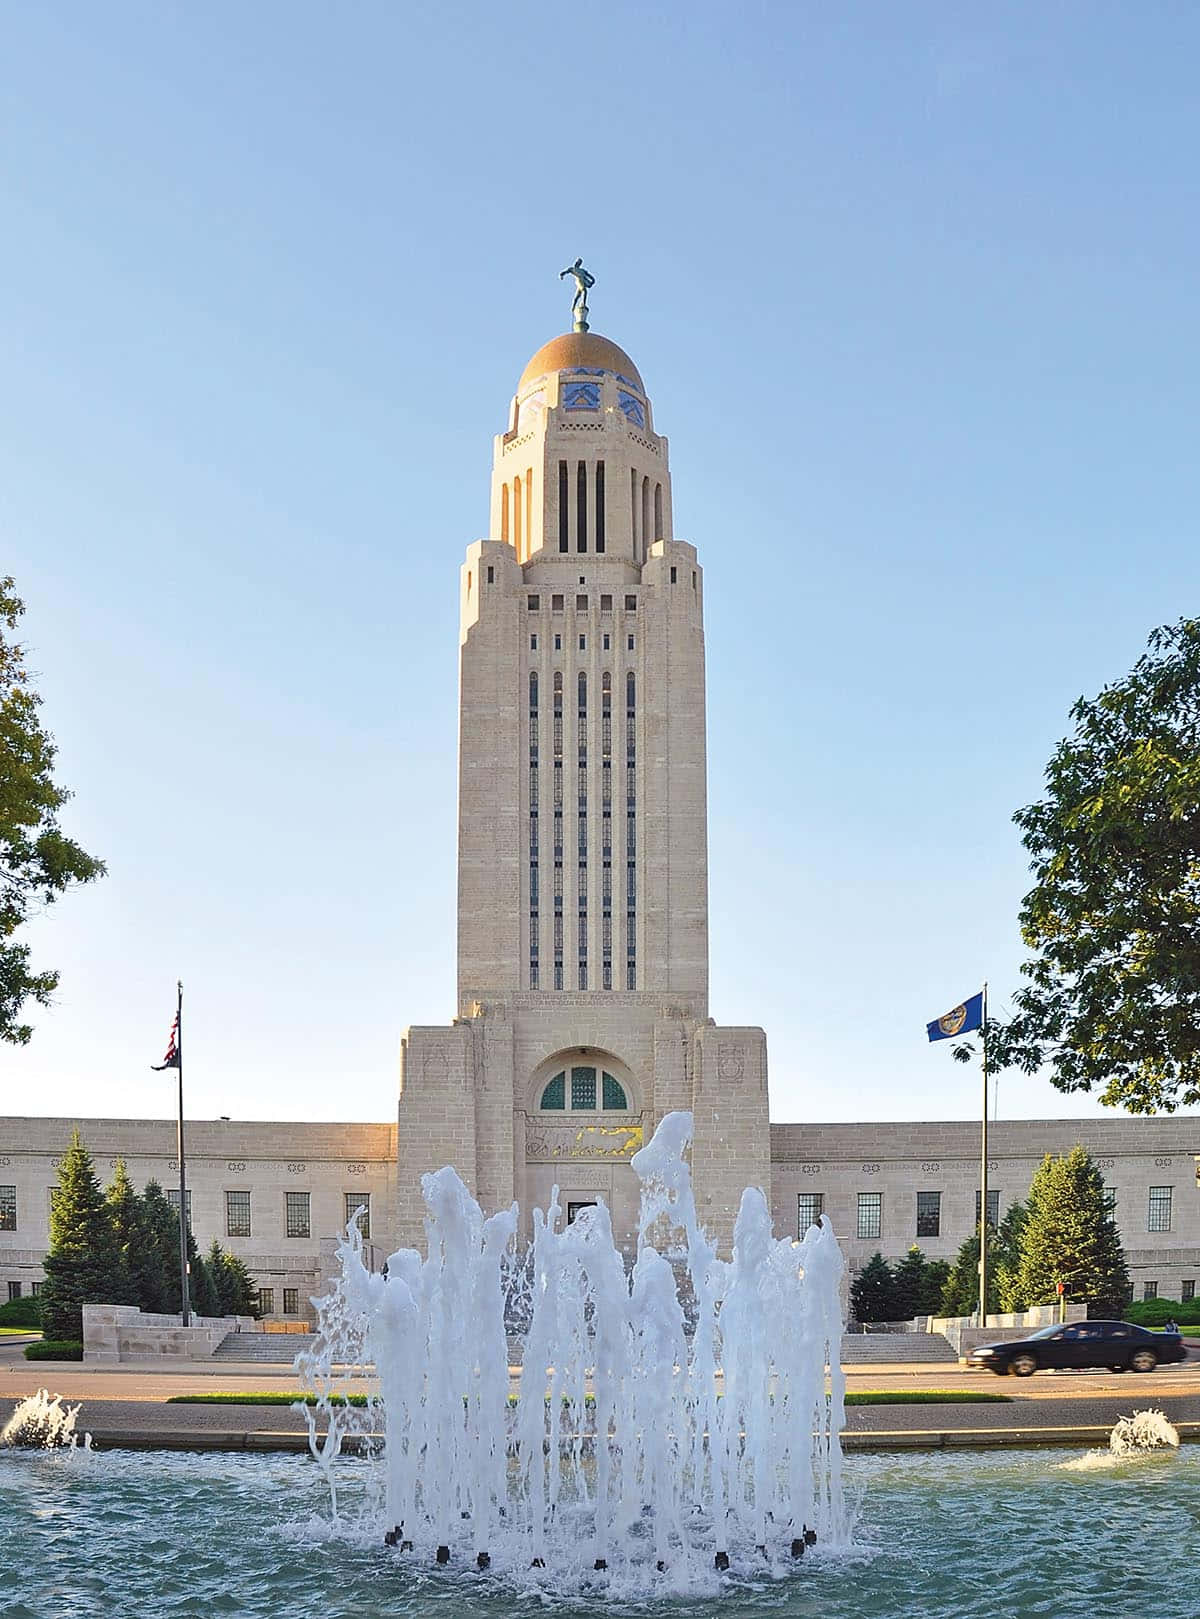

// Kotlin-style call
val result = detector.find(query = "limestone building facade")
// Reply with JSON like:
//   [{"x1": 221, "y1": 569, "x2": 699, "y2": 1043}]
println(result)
[{"x1": 396, "y1": 326, "x2": 770, "y2": 1251}]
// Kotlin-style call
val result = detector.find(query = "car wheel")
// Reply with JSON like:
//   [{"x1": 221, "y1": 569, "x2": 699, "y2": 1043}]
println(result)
[
  {"x1": 1010, "y1": 1353, "x2": 1038, "y2": 1377},
  {"x1": 1131, "y1": 1349, "x2": 1158, "y2": 1373}
]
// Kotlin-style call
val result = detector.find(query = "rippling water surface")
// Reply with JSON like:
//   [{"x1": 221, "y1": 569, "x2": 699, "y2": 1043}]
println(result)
[{"x1": 1, "y1": 1445, "x2": 1194, "y2": 1619}]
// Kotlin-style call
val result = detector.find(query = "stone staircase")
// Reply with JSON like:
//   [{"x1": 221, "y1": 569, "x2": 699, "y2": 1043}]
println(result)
[
  {"x1": 212, "y1": 1331, "x2": 314, "y2": 1363},
  {"x1": 841, "y1": 1331, "x2": 958, "y2": 1364}
]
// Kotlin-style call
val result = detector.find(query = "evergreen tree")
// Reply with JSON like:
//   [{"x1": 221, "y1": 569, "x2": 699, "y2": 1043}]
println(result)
[
  {"x1": 850, "y1": 1252, "x2": 897, "y2": 1323},
  {"x1": 138, "y1": 1178, "x2": 205, "y2": 1316},
  {"x1": 205, "y1": 1240, "x2": 234, "y2": 1316},
  {"x1": 135, "y1": 1180, "x2": 176, "y2": 1312},
  {"x1": 1013, "y1": 1146, "x2": 1130, "y2": 1315},
  {"x1": 892, "y1": 1247, "x2": 951, "y2": 1317},
  {"x1": 103, "y1": 1159, "x2": 140, "y2": 1305},
  {"x1": 940, "y1": 1201, "x2": 1028, "y2": 1318},
  {"x1": 40, "y1": 1131, "x2": 121, "y2": 1340},
  {"x1": 222, "y1": 1250, "x2": 260, "y2": 1318},
  {"x1": 994, "y1": 1201, "x2": 1030, "y2": 1310}
]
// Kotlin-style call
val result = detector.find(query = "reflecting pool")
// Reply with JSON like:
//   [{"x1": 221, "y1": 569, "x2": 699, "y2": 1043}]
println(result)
[{"x1": 1, "y1": 1444, "x2": 1194, "y2": 1619}]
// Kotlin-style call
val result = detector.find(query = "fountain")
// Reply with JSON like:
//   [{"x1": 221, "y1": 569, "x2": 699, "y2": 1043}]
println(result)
[
  {"x1": 296, "y1": 1109, "x2": 849, "y2": 1591},
  {"x1": 1, "y1": 1388, "x2": 89, "y2": 1451}
]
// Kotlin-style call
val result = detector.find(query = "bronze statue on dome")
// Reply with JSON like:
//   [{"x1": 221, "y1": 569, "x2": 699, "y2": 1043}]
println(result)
[{"x1": 559, "y1": 258, "x2": 594, "y2": 332}]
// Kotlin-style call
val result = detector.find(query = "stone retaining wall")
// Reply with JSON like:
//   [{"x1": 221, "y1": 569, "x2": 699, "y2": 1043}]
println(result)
[{"x1": 83, "y1": 1303, "x2": 259, "y2": 1364}]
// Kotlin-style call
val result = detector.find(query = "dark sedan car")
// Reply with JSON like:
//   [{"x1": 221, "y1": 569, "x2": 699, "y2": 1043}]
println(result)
[{"x1": 967, "y1": 1320, "x2": 1187, "y2": 1376}]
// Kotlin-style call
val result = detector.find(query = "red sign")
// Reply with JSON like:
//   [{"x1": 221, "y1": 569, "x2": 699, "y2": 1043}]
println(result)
[{"x1": 1056, "y1": 1281, "x2": 1064, "y2": 1296}]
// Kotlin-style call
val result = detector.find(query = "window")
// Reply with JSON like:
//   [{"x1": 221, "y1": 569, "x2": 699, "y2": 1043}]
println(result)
[
  {"x1": 225, "y1": 1190, "x2": 251, "y2": 1239},
  {"x1": 1143, "y1": 1282, "x2": 1158, "y2": 1301},
  {"x1": 552, "y1": 594, "x2": 564, "y2": 612},
  {"x1": 670, "y1": 565, "x2": 677, "y2": 583},
  {"x1": 1148, "y1": 1186, "x2": 1173, "y2": 1232},
  {"x1": 486, "y1": 565, "x2": 494, "y2": 584},
  {"x1": 578, "y1": 635, "x2": 586, "y2": 651},
  {"x1": 257, "y1": 1287, "x2": 275, "y2": 1316},
  {"x1": 571, "y1": 1067, "x2": 597, "y2": 1109},
  {"x1": 567, "y1": 1201, "x2": 597, "y2": 1224},
  {"x1": 576, "y1": 594, "x2": 588, "y2": 611},
  {"x1": 286, "y1": 1191, "x2": 310, "y2": 1239},
  {"x1": 627, "y1": 635, "x2": 634, "y2": 651},
  {"x1": 857, "y1": 1192, "x2": 882, "y2": 1241},
  {"x1": 602, "y1": 1073, "x2": 627, "y2": 1109},
  {"x1": 1102, "y1": 1183, "x2": 1117, "y2": 1215},
  {"x1": 541, "y1": 1068, "x2": 627, "y2": 1111},
  {"x1": 528, "y1": 594, "x2": 540, "y2": 611},
  {"x1": 1183, "y1": 1280, "x2": 1196, "y2": 1302},
  {"x1": 0, "y1": 1186, "x2": 15, "y2": 1232},
  {"x1": 166, "y1": 1188, "x2": 192, "y2": 1227},
  {"x1": 577, "y1": 461, "x2": 588, "y2": 551},
  {"x1": 601, "y1": 594, "x2": 612, "y2": 612},
  {"x1": 916, "y1": 1191, "x2": 941, "y2": 1238},
  {"x1": 530, "y1": 634, "x2": 538, "y2": 651},
  {"x1": 797, "y1": 1192, "x2": 823, "y2": 1235},
  {"x1": 31, "y1": 1281, "x2": 43, "y2": 1298},
  {"x1": 7, "y1": 1281, "x2": 21, "y2": 1302},
  {"x1": 283, "y1": 1288, "x2": 300, "y2": 1317},
  {"x1": 554, "y1": 634, "x2": 562, "y2": 651},
  {"x1": 974, "y1": 1189, "x2": 1000, "y2": 1228},
  {"x1": 625, "y1": 594, "x2": 637, "y2": 611},
  {"x1": 558, "y1": 460, "x2": 569, "y2": 552},
  {"x1": 595, "y1": 460, "x2": 605, "y2": 553},
  {"x1": 343, "y1": 1192, "x2": 370, "y2": 1239},
  {"x1": 602, "y1": 633, "x2": 610, "y2": 651}
]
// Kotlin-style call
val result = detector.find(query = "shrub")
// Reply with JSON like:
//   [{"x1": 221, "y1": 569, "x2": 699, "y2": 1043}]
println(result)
[
  {"x1": 23, "y1": 1340, "x2": 84, "y2": 1361},
  {"x1": 0, "y1": 1297, "x2": 42, "y2": 1329},
  {"x1": 1124, "y1": 1296, "x2": 1200, "y2": 1327}
]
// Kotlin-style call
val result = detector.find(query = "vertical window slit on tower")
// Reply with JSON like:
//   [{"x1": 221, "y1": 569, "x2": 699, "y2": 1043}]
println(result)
[
  {"x1": 602, "y1": 671, "x2": 612, "y2": 989},
  {"x1": 577, "y1": 461, "x2": 588, "y2": 552},
  {"x1": 630, "y1": 468, "x2": 639, "y2": 561},
  {"x1": 626, "y1": 670, "x2": 636, "y2": 990},
  {"x1": 558, "y1": 460, "x2": 569, "y2": 552},
  {"x1": 553, "y1": 672, "x2": 563, "y2": 989},
  {"x1": 529, "y1": 672, "x2": 539, "y2": 989},
  {"x1": 501, "y1": 483, "x2": 510, "y2": 546},
  {"x1": 578, "y1": 670, "x2": 587, "y2": 990},
  {"x1": 641, "y1": 477, "x2": 650, "y2": 557},
  {"x1": 514, "y1": 474, "x2": 522, "y2": 557},
  {"x1": 526, "y1": 467, "x2": 533, "y2": 556},
  {"x1": 595, "y1": 460, "x2": 605, "y2": 553},
  {"x1": 654, "y1": 482, "x2": 663, "y2": 540}
]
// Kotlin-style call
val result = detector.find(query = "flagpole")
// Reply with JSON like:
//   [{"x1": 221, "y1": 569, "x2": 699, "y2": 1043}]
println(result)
[
  {"x1": 175, "y1": 979, "x2": 191, "y2": 1328},
  {"x1": 979, "y1": 981, "x2": 989, "y2": 1330}
]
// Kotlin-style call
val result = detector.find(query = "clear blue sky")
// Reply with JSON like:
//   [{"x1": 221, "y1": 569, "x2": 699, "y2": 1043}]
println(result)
[{"x1": 6, "y1": 5, "x2": 1199, "y2": 1127}]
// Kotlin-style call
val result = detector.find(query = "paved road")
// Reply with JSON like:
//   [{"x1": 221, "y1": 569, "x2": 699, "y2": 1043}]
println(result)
[{"x1": 5, "y1": 1335, "x2": 1199, "y2": 1450}]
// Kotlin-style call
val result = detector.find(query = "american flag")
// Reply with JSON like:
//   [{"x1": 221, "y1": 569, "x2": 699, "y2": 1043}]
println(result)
[{"x1": 151, "y1": 1010, "x2": 180, "y2": 1070}]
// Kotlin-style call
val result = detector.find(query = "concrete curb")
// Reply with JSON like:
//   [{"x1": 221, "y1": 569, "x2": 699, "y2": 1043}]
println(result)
[{"x1": 73, "y1": 1421, "x2": 1200, "y2": 1455}]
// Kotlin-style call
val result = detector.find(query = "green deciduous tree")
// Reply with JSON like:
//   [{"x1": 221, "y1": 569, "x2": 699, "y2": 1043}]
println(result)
[
  {"x1": 0, "y1": 579, "x2": 104, "y2": 1043},
  {"x1": 1013, "y1": 1146, "x2": 1130, "y2": 1316},
  {"x1": 986, "y1": 618, "x2": 1200, "y2": 1113},
  {"x1": 41, "y1": 1132, "x2": 121, "y2": 1341},
  {"x1": 849, "y1": 1252, "x2": 896, "y2": 1323}
]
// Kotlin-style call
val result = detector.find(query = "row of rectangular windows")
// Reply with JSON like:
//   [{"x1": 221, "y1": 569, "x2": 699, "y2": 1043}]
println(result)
[
  {"x1": 0, "y1": 1188, "x2": 371, "y2": 1242},
  {"x1": 798, "y1": 1184, "x2": 1176, "y2": 1242},
  {"x1": 529, "y1": 593, "x2": 637, "y2": 613},
  {"x1": 530, "y1": 632, "x2": 635, "y2": 653},
  {"x1": 4, "y1": 1275, "x2": 311, "y2": 1318}
]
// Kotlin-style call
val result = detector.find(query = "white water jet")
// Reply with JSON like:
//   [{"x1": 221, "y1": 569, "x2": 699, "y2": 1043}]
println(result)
[
  {"x1": 1061, "y1": 1406, "x2": 1180, "y2": 1471},
  {"x1": 1, "y1": 1388, "x2": 88, "y2": 1451},
  {"x1": 298, "y1": 1109, "x2": 849, "y2": 1593}
]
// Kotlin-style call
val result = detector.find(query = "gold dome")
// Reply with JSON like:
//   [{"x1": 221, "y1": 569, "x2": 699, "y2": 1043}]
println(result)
[{"x1": 518, "y1": 331, "x2": 644, "y2": 394}]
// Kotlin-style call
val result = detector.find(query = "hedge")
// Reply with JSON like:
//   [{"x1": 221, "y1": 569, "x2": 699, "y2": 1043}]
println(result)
[
  {"x1": 0, "y1": 1298, "x2": 43, "y2": 1330},
  {"x1": 23, "y1": 1340, "x2": 84, "y2": 1362},
  {"x1": 1124, "y1": 1297, "x2": 1200, "y2": 1328}
]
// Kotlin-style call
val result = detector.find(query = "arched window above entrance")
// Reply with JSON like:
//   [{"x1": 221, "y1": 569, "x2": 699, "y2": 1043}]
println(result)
[{"x1": 538, "y1": 1065, "x2": 628, "y2": 1112}]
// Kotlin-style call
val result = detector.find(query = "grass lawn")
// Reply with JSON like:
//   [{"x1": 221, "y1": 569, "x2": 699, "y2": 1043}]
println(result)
[{"x1": 167, "y1": 1388, "x2": 1011, "y2": 1409}]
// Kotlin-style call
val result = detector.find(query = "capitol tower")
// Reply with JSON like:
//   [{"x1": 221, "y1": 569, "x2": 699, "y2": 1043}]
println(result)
[{"x1": 397, "y1": 277, "x2": 770, "y2": 1250}]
